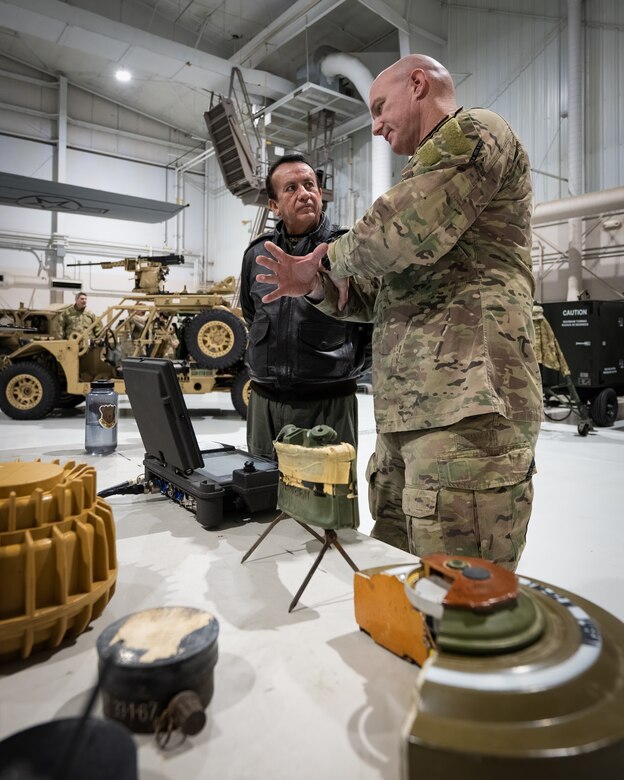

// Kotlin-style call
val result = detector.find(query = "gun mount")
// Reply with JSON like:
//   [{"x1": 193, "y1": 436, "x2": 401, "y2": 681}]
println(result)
[{"x1": 67, "y1": 254, "x2": 185, "y2": 294}]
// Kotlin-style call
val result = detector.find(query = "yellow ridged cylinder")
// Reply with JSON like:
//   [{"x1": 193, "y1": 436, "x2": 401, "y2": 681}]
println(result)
[{"x1": 0, "y1": 460, "x2": 117, "y2": 661}]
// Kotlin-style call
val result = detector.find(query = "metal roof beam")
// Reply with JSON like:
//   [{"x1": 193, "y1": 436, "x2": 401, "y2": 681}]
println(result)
[
  {"x1": 356, "y1": 0, "x2": 447, "y2": 45},
  {"x1": 229, "y1": 0, "x2": 347, "y2": 69}
]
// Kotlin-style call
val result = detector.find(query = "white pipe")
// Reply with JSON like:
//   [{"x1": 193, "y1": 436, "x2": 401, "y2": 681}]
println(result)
[
  {"x1": 0, "y1": 273, "x2": 50, "y2": 290},
  {"x1": 0, "y1": 233, "x2": 171, "y2": 257},
  {"x1": 320, "y1": 53, "x2": 393, "y2": 202},
  {"x1": 566, "y1": 0, "x2": 584, "y2": 300},
  {"x1": 532, "y1": 187, "x2": 624, "y2": 225}
]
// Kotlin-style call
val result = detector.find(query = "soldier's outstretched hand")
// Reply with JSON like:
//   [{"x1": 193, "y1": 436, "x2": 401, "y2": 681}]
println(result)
[{"x1": 257, "y1": 242, "x2": 328, "y2": 303}]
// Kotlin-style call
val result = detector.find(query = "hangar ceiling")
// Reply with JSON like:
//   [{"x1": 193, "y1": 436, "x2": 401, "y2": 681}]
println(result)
[{"x1": 0, "y1": 0, "x2": 445, "y2": 141}]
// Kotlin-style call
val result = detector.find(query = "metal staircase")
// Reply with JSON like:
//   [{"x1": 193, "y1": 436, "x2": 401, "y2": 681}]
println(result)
[
  {"x1": 203, "y1": 73, "x2": 368, "y2": 309},
  {"x1": 204, "y1": 68, "x2": 268, "y2": 207},
  {"x1": 204, "y1": 73, "x2": 365, "y2": 215},
  {"x1": 251, "y1": 207, "x2": 279, "y2": 239}
]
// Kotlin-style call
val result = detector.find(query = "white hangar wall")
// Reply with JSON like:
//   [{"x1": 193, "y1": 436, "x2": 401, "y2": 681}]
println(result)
[
  {"x1": 444, "y1": 0, "x2": 624, "y2": 302},
  {"x1": 0, "y1": 55, "x2": 206, "y2": 313},
  {"x1": 446, "y1": 0, "x2": 624, "y2": 198},
  {"x1": 0, "y1": 2, "x2": 623, "y2": 310}
]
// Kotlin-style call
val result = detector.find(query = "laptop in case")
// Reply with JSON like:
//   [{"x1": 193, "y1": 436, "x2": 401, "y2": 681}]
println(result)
[{"x1": 122, "y1": 357, "x2": 278, "y2": 527}]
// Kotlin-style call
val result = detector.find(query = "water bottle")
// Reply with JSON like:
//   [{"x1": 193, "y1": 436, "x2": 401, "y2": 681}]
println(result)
[{"x1": 85, "y1": 379, "x2": 118, "y2": 455}]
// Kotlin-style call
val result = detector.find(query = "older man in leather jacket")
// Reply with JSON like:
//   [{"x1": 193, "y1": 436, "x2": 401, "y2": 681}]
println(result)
[{"x1": 239, "y1": 153, "x2": 371, "y2": 460}]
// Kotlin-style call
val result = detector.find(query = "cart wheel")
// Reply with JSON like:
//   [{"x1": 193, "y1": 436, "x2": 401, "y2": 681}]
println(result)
[
  {"x1": 590, "y1": 387, "x2": 618, "y2": 427},
  {"x1": 577, "y1": 421, "x2": 591, "y2": 437}
]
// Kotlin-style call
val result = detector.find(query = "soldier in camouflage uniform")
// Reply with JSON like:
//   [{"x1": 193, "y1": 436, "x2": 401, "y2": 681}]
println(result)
[
  {"x1": 255, "y1": 54, "x2": 543, "y2": 571},
  {"x1": 54, "y1": 292, "x2": 97, "y2": 338}
]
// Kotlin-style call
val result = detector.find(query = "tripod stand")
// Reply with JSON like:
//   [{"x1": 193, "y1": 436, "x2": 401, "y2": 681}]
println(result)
[{"x1": 241, "y1": 512, "x2": 359, "y2": 612}]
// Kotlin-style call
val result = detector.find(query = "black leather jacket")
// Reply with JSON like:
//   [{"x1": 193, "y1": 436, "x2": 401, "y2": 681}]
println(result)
[{"x1": 240, "y1": 214, "x2": 371, "y2": 400}]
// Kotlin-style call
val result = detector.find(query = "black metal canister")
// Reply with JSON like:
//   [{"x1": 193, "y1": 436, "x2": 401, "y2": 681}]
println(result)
[{"x1": 96, "y1": 606, "x2": 219, "y2": 736}]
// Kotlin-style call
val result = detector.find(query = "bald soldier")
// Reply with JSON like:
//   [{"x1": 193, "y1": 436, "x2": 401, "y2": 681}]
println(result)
[{"x1": 255, "y1": 54, "x2": 543, "y2": 571}]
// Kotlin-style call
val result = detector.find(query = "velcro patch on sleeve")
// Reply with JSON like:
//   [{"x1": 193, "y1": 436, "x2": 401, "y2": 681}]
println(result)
[
  {"x1": 441, "y1": 118, "x2": 472, "y2": 155},
  {"x1": 418, "y1": 138, "x2": 442, "y2": 166}
]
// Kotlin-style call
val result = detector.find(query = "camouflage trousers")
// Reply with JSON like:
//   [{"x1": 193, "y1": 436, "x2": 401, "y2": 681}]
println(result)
[
  {"x1": 366, "y1": 413, "x2": 540, "y2": 571},
  {"x1": 246, "y1": 388, "x2": 358, "y2": 461}
]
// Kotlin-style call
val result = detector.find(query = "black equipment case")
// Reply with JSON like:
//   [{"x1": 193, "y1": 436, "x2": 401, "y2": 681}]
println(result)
[{"x1": 122, "y1": 357, "x2": 278, "y2": 527}]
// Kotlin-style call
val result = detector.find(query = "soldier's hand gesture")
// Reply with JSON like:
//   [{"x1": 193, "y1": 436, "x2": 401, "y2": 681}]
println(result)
[{"x1": 257, "y1": 242, "x2": 328, "y2": 303}]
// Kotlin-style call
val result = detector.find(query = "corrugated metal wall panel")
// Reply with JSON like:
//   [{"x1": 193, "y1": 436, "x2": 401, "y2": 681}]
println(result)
[
  {"x1": 586, "y1": 0, "x2": 624, "y2": 192},
  {"x1": 206, "y1": 155, "x2": 258, "y2": 283},
  {"x1": 446, "y1": 0, "x2": 566, "y2": 204},
  {"x1": 445, "y1": 0, "x2": 624, "y2": 202}
]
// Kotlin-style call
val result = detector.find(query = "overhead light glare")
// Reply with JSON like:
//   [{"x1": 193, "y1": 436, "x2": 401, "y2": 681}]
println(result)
[{"x1": 115, "y1": 69, "x2": 132, "y2": 82}]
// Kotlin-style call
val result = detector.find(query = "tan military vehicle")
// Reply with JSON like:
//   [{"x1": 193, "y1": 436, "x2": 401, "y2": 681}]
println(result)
[
  {"x1": 0, "y1": 305, "x2": 62, "y2": 356},
  {"x1": 0, "y1": 274, "x2": 251, "y2": 420}
]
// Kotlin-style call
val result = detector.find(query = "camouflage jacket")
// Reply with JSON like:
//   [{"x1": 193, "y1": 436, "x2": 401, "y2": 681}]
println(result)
[
  {"x1": 54, "y1": 305, "x2": 97, "y2": 338},
  {"x1": 532, "y1": 304, "x2": 570, "y2": 375},
  {"x1": 319, "y1": 108, "x2": 543, "y2": 433}
]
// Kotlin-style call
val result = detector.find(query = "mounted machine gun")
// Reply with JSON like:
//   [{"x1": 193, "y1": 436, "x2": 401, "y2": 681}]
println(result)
[{"x1": 67, "y1": 254, "x2": 185, "y2": 294}]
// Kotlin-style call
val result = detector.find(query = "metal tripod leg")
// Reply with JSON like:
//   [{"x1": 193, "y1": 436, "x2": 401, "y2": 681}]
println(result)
[
  {"x1": 287, "y1": 530, "x2": 359, "y2": 613},
  {"x1": 326, "y1": 530, "x2": 359, "y2": 573},
  {"x1": 241, "y1": 513, "x2": 325, "y2": 563},
  {"x1": 241, "y1": 511, "x2": 288, "y2": 563},
  {"x1": 288, "y1": 536, "x2": 333, "y2": 613},
  {"x1": 294, "y1": 521, "x2": 325, "y2": 544}
]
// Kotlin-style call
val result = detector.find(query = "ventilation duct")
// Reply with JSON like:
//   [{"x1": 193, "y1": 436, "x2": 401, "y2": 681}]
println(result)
[{"x1": 320, "y1": 53, "x2": 393, "y2": 202}]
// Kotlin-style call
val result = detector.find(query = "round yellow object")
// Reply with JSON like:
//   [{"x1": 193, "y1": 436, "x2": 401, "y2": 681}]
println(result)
[{"x1": 0, "y1": 461, "x2": 64, "y2": 498}]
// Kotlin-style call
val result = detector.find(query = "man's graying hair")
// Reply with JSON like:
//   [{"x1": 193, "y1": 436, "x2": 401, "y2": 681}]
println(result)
[{"x1": 265, "y1": 153, "x2": 319, "y2": 200}]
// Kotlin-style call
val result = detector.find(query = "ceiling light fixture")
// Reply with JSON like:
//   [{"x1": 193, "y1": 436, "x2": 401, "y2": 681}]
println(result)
[{"x1": 115, "y1": 69, "x2": 132, "y2": 82}]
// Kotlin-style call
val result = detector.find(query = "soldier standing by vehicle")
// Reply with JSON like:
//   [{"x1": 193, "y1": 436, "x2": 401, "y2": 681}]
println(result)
[
  {"x1": 54, "y1": 292, "x2": 97, "y2": 338},
  {"x1": 255, "y1": 55, "x2": 543, "y2": 571}
]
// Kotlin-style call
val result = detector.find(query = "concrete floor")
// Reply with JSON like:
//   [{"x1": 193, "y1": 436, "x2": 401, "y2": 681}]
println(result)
[{"x1": 1, "y1": 390, "x2": 623, "y2": 622}]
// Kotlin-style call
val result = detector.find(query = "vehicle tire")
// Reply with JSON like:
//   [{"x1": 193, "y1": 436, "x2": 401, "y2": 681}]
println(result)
[
  {"x1": 231, "y1": 366, "x2": 251, "y2": 420},
  {"x1": 590, "y1": 387, "x2": 618, "y2": 427},
  {"x1": 57, "y1": 392, "x2": 85, "y2": 409},
  {"x1": 577, "y1": 421, "x2": 591, "y2": 437},
  {"x1": 0, "y1": 361, "x2": 61, "y2": 420},
  {"x1": 184, "y1": 310, "x2": 247, "y2": 369}
]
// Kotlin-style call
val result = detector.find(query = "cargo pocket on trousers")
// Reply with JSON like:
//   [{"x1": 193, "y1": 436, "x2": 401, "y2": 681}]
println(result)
[
  {"x1": 437, "y1": 447, "x2": 535, "y2": 565},
  {"x1": 402, "y1": 488, "x2": 441, "y2": 557}
]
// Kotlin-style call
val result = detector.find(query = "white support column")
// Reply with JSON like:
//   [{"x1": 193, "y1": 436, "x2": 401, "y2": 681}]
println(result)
[
  {"x1": 202, "y1": 147, "x2": 209, "y2": 289},
  {"x1": 566, "y1": 0, "x2": 584, "y2": 301},
  {"x1": 50, "y1": 74, "x2": 68, "y2": 304},
  {"x1": 55, "y1": 75, "x2": 67, "y2": 184},
  {"x1": 398, "y1": 29, "x2": 411, "y2": 58}
]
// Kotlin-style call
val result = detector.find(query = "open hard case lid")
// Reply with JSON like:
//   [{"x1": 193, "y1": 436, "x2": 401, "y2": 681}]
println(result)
[
  {"x1": 122, "y1": 357, "x2": 278, "y2": 527},
  {"x1": 122, "y1": 357, "x2": 205, "y2": 474}
]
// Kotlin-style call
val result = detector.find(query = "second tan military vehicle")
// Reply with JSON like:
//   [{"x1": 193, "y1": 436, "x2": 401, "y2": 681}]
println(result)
[{"x1": 0, "y1": 276, "x2": 251, "y2": 420}]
